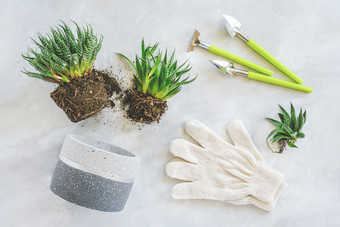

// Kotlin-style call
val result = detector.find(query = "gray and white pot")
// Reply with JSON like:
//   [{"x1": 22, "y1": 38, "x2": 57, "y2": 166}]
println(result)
[{"x1": 50, "y1": 134, "x2": 140, "y2": 212}]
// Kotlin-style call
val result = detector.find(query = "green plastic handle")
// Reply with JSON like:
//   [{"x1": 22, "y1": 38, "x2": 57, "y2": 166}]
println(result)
[
  {"x1": 247, "y1": 39, "x2": 303, "y2": 84},
  {"x1": 209, "y1": 45, "x2": 273, "y2": 76},
  {"x1": 247, "y1": 72, "x2": 312, "y2": 93}
]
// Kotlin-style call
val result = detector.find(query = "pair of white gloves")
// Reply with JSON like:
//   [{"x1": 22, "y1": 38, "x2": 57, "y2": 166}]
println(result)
[{"x1": 165, "y1": 119, "x2": 286, "y2": 212}]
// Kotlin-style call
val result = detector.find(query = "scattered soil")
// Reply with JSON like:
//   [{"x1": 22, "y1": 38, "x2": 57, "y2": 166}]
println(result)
[
  {"x1": 121, "y1": 89, "x2": 168, "y2": 124},
  {"x1": 50, "y1": 69, "x2": 120, "y2": 123}
]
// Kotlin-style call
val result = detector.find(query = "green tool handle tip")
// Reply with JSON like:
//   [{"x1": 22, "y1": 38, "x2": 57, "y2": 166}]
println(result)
[{"x1": 248, "y1": 71, "x2": 312, "y2": 93}]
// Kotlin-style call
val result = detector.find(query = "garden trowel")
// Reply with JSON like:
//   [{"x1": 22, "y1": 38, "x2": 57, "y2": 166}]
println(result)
[
  {"x1": 222, "y1": 14, "x2": 303, "y2": 84},
  {"x1": 209, "y1": 60, "x2": 312, "y2": 93},
  {"x1": 188, "y1": 29, "x2": 273, "y2": 76}
]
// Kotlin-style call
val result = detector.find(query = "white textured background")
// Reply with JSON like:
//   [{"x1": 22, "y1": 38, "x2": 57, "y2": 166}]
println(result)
[{"x1": 1, "y1": 0, "x2": 340, "y2": 226}]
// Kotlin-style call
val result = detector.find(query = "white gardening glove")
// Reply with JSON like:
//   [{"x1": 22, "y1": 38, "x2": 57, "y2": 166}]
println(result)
[
  {"x1": 219, "y1": 119, "x2": 286, "y2": 210},
  {"x1": 166, "y1": 119, "x2": 287, "y2": 211},
  {"x1": 167, "y1": 158, "x2": 286, "y2": 211}
]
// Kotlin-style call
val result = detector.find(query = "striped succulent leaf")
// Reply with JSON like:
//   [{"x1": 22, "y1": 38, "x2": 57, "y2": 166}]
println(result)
[
  {"x1": 22, "y1": 21, "x2": 103, "y2": 83},
  {"x1": 118, "y1": 39, "x2": 196, "y2": 100}
]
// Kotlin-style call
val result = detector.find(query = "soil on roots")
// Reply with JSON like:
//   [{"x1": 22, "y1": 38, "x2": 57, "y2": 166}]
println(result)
[
  {"x1": 50, "y1": 69, "x2": 121, "y2": 123},
  {"x1": 122, "y1": 90, "x2": 168, "y2": 124}
]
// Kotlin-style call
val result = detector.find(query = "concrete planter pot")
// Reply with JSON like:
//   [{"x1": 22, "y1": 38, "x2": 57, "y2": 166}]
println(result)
[{"x1": 50, "y1": 134, "x2": 140, "y2": 212}]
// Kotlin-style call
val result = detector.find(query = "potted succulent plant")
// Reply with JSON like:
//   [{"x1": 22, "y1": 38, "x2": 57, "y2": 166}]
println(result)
[
  {"x1": 22, "y1": 22, "x2": 120, "y2": 122},
  {"x1": 118, "y1": 40, "x2": 196, "y2": 124}
]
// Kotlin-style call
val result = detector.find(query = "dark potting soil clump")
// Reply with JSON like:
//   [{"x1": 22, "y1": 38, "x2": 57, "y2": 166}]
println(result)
[
  {"x1": 50, "y1": 69, "x2": 121, "y2": 123},
  {"x1": 122, "y1": 89, "x2": 168, "y2": 124}
]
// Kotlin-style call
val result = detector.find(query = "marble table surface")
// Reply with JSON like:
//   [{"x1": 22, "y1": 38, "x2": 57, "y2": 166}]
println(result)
[{"x1": 1, "y1": 0, "x2": 340, "y2": 226}]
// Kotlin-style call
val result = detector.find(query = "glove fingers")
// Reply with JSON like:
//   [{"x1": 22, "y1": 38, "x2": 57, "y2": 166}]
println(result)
[
  {"x1": 170, "y1": 138, "x2": 207, "y2": 164},
  {"x1": 227, "y1": 120, "x2": 264, "y2": 164},
  {"x1": 166, "y1": 159, "x2": 202, "y2": 182},
  {"x1": 171, "y1": 182, "x2": 248, "y2": 201},
  {"x1": 185, "y1": 119, "x2": 231, "y2": 150},
  {"x1": 171, "y1": 182, "x2": 203, "y2": 200}
]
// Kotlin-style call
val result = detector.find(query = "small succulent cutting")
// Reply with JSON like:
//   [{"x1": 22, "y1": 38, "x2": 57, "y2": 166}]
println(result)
[
  {"x1": 22, "y1": 22, "x2": 103, "y2": 83},
  {"x1": 118, "y1": 39, "x2": 196, "y2": 101},
  {"x1": 266, "y1": 103, "x2": 307, "y2": 153}
]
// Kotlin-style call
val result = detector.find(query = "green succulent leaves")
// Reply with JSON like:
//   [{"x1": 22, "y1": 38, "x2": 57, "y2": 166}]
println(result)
[
  {"x1": 266, "y1": 103, "x2": 307, "y2": 148},
  {"x1": 118, "y1": 39, "x2": 196, "y2": 100},
  {"x1": 22, "y1": 21, "x2": 103, "y2": 83}
]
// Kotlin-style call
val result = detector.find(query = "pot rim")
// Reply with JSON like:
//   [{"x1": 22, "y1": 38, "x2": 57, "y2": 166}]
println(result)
[{"x1": 66, "y1": 134, "x2": 139, "y2": 160}]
